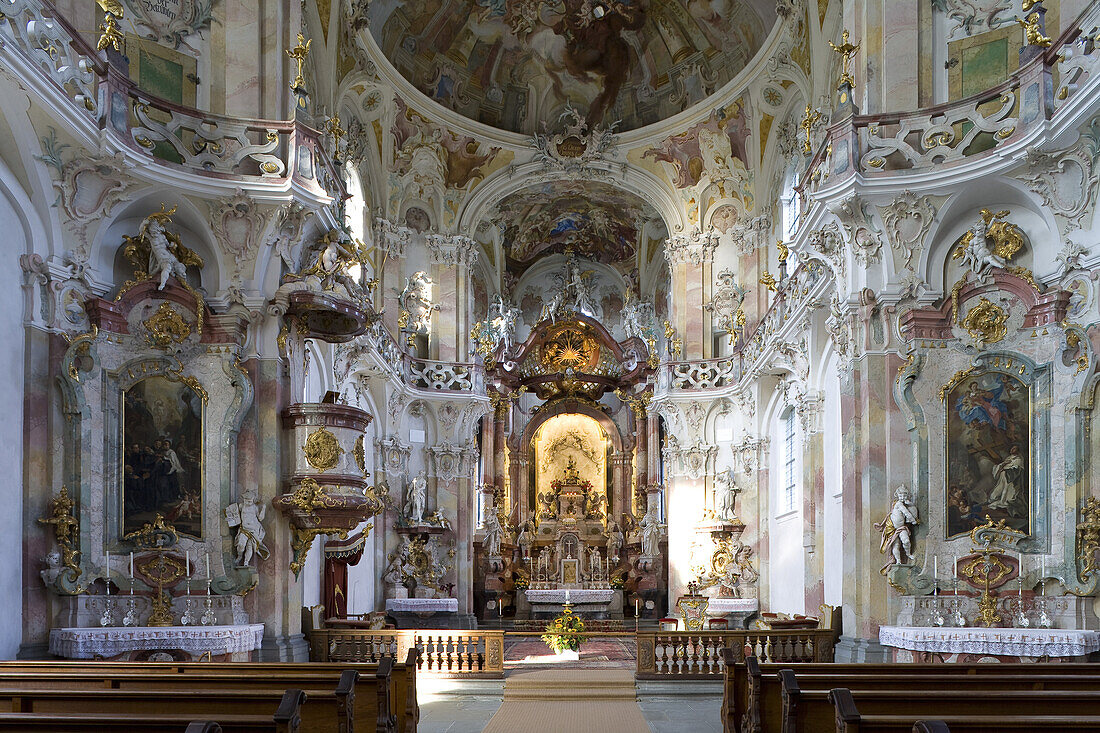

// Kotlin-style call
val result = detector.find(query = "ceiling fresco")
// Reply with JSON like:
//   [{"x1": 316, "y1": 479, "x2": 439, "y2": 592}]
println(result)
[
  {"x1": 367, "y1": 0, "x2": 777, "y2": 133},
  {"x1": 491, "y1": 180, "x2": 667, "y2": 271}
]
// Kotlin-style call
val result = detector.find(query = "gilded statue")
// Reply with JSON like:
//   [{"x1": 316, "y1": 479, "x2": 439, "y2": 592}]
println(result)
[
  {"x1": 1017, "y1": 12, "x2": 1052, "y2": 47},
  {"x1": 828, "y1": 30, "x2": 860, "y2": 88},
  {"x1": 37, "y1": 486, "x2": 81, "y2": 583}
]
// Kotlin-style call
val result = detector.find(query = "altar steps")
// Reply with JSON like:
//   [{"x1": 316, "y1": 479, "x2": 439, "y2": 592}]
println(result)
[
  {"x1": 511, "y1": 618, "x2": 627, "y2": 632},
  {"x1": 482, "y1": 670, "x2": 650, "y2": 733}
]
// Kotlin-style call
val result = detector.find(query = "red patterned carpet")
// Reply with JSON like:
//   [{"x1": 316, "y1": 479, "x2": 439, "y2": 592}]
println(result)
[{"x1": 504, "y1": 636, "x2": 637, "y2": 672}]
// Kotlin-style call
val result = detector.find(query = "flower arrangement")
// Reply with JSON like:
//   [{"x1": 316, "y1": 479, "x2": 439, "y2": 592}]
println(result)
[
  {"x1": 513, "y1": 568, "x2": 530, "y2": 590},
  {"x1": 541, "y1": 605, "x2": 588, "y2": 653}
]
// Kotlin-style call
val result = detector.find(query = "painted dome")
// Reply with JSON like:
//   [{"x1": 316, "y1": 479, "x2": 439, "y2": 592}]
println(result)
[{"x1": 368, "y1": 0, "x2": 778, "y2": 134}]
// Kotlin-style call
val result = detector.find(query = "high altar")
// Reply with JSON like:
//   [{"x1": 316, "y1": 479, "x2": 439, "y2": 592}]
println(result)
[{"x1": 520, "y1": 459, "x2": 622, "y2": 620}]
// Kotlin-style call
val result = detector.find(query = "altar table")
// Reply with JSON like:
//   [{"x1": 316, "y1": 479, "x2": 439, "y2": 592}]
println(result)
[
  {"x1": 49, "y1": 624, "x2": 264, "y2": 661},
  {"x1": 385, "y1": 597, "x2": 473, "y2": 629},
  {"x1": 879, "y1": 625, "x2": 1100, "y2": 662}
]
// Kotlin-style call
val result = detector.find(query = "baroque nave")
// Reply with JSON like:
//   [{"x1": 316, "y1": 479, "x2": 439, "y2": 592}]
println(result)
[{"x1": 5, "y1": 0, "x2": 1100, "y2": 731}]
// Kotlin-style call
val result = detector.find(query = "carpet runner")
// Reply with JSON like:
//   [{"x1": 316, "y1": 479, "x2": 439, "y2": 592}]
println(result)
[{"x1": 481, "y1": 669, "x2": 651, "y2": 733}]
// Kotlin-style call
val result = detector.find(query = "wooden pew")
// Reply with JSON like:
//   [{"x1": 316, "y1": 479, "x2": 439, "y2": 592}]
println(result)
[
  {"x1": 780, "y1": 670, "x2": 1100, "y2": 733},
  {"x1": 912, "y1": 724, "x2": 949, "y2": 733},
  {"x1": 0, "y1": 687, "x2": 305, "y2": 732},
  {"x1": 0, "y1": 672, "x2": 356, "y2": 732},
  {"x1": 0, "y1": 656, "x2": 415, "y2": 733},
  {"x1": 721, "y1": 651, "x2": 1100, "y2": 733},
  {"x1": 829, "y1": 688, "x2": 1100, "y2": 733}
]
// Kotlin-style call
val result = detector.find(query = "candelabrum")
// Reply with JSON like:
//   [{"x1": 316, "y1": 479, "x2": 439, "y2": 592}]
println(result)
[
  {"x1": 200, "y1": 580, "x2": 216, "y2": 626},
  {"x1": 180, "y1": 597, "x2": 196, "y2": 626},
  {"x1": 122, "y1": 597, "x2": 139, "y2": 627},
  {"x1": 1036, "y1": 596, "x2": 1054, "y2": 628},
  {"x1": 930, "y1": 584, "x2": 946, "y2": 627},
  {"x1": 100, "y1": 597, "x2": 116, "y2": 627},
  {"x1": 949, "y1": 578, "x2": 968, "y2": 627},
  {"x1": 1011, "y1": 576, "x2": 1031, "y2": 627}
]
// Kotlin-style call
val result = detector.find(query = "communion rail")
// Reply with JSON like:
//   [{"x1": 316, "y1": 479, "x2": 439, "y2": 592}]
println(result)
[
  {"x1": 635, "y1": 629, "x2": 838, "y2": 679},
  {"x1": 308, "y1": 628, "x2": 505, "y2": 678}
]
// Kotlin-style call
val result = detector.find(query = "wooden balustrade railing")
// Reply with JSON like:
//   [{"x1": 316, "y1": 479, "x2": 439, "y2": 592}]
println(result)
[
  {"x1": 636, "y1": 629, "x2": 837, "y2": 679},
  {"x1": 309, "y1": 628, "x2": 505, "y2": 677}
]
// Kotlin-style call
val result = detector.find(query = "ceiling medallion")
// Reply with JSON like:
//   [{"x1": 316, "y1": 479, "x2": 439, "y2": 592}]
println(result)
[
  {"x1": 962, "y1": 297, "x2": 1008, "y2": 345},
  {"x1": 541, "y1": 323, "x2": 599, "y2": 372},
  {"x1": 303, "y1": 427, "x2": 343, "y2": 472}
]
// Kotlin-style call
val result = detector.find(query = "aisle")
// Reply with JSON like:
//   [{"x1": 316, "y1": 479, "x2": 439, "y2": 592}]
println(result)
[{"x1": 481, "y1": 669, "x2": 652, "y2": 733}]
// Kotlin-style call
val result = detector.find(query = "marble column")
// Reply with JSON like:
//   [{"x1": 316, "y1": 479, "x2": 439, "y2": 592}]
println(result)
[
  {"x1": 664, "y1": 229, "x2": 717, "y2": 359},
  {"x1": 427, "y1": 234, "x2": 477, "y2": 362},
  {"x1": 376, "y1": 220, "x2": 412, "y2": 338}
]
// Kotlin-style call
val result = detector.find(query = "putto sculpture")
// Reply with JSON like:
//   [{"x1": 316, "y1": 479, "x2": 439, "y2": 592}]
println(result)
[{"x1": 875, "y1": 484, "x2": 920, "y2": 574}]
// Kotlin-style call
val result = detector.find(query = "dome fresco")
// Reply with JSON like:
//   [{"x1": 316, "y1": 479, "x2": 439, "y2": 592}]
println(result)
[{"x1": 367, "y1": 0, "x2": 778, "y2": 134}]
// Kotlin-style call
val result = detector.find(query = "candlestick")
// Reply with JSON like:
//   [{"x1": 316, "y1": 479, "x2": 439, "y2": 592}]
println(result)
[
  {"x1": 565, "y1": 589, "x2": 570, "y2": 605},
  {"x1": 933, "y1": 556, "x2": 938, "y2": 596},
  {"x1": 635, "y1": 598, "x2": 639, "y2": 617},
  {"x1": 953, "y1": 554, "x2": 957, "y2": 579},
  {"x1": 185, "y1": 549, "x2": 191, "y2": 596},
  {"x1": 129, "y1": 551, "x2": 134, "y2": 579},
  {"x1": 105, "y1": 550, "x2": 111, "y2": 596},
  {"x1": 1041, "y1": 556, "x2": 1045, "y2": 596}
]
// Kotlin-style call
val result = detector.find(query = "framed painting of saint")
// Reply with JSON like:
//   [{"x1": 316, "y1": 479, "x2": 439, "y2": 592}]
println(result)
[
  {"x1": 945, "y1": 370, "x2": 1030, "y2": 538},
  {"x1": 122, "y1": 376, "x2": 203, "y2": 538}
]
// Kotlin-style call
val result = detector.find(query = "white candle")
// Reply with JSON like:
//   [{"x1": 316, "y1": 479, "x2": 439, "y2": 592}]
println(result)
[
  {"x1": 635, "y1": 599, "x2": 639, "y2": 616},
  {"x1": 205, "y1": 552, "x2": 211, "y2": 580},
  {"x1": 1041, "y1": 556, "x2": 1046, "y2": 596},
  {"x1": 953, "y1": 555, "x2": 957, "y2": 579},
  {"x1": 565, "y1": 589, "x2": 570, "y2": 604},
  {"x1": 105, "y1": 550, "x2": 110, "y2": 596},
  {"x1": 129, "y1": 551, "x2": 134, "y2": 578},
  {"x1": 185, "y1": 550, "x2": 191, "y2": 596},
  {"x1": 933, "y1": 556, "x2": 938, "y2": 596},
  {"x1": 1019, "y1": 553, "x2": 1023, "y2": 597}
]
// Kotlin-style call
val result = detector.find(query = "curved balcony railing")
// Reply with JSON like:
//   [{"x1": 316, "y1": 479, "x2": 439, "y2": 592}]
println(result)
[
  {"x1": 0, "y1": 0, "x2": 345, "y2": 201},
  {"x1": 660, "y1": 356, "x2": 742, "y2": 391},
  {"x1": 800, "y1": 21, "x2": 1097, "y2": 197}
]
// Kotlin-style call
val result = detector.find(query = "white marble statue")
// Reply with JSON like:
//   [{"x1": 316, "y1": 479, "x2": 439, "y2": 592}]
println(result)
[
  {"x1": 587, "y1": 545, "x2": 602, "y2": 577},
  {"x1": 536, "y1": 546, "x2": 551, "y2": 578},
  {"x1": 491, "y1": 295, "x2": 519, "y2": 353},
  {"x1": 517, "y1": 519, "x2": 533, "y2": 558},
  {"x1": 567, "y1": 260, "x2": 598, "y2": 315},
  {"x1": 404, "y1": 470, "x2": 427, "y2": 524},
  {"x1": 622, "y1": 292, "x2": 655, "y2": 342},
  {"x1": 715, "y1": 467, "x2": 741, "y2": 520},
  {"x1": 401, "y1": 272, "x2": 436, "y2": 333},
  {"x1": 483, "y1": 510, "x2": 504, "y2": 557},
  {"x1": 640, "y1": 504, "x2": 662, "y2": 558},
  {"x1": 875, "y1": 484, "x2": 919, "y2": 573},
  {"x1": 225, "y1": 488, "x2": 269, "y2": 566},
  {"x1": 141, "y1": 215, "x2": 188, "y2": 290},
  {"x1": 959, "y1": 212, "x2": 1007, "y2": 280},
  {"x1": 606, "y1": 521, "x2": 623, "y2": 563}
]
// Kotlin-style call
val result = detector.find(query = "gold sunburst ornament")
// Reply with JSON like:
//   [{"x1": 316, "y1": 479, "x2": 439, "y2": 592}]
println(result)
[{"x1": 541, "y1": 325, "x2": 598, "y2": 371}]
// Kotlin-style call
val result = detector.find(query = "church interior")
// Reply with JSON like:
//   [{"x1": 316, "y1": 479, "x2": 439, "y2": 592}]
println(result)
[{"x1": 5, "y1": 0, "x2": 1100, "y2": 730}]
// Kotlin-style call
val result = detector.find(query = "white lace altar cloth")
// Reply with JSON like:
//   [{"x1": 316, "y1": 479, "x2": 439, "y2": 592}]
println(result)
[
  {"x1": 879, "y1": 626, "x2": 1100, "y2": 657},
  {"x1": 525, "y1": 589, "x2": 614, "y2": 604},
  {"x1": 49, "y1": 624, "x2": 264, "y2": 659},
  {"x1": 385, "y1": 598, "x2": 458, "y2": 613},
  {"x1": 707, "y1": 598, "x2": 759, "y2": 614}
]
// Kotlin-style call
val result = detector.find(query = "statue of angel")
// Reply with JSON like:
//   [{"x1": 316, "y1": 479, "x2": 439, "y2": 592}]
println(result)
[
  {"x1": 567, "y1": 260, "x2": 598, "y2": 315},
  {"x1": 225, "y1": 488, "x2": 270, "y2": 566},
  {"x1": 715, "y1": 467, "x2": 741, "y2": 521},
  {"x1": 400, "y1": 272, "x2": 437, "y2": 333},
  {"x1": 622, "y1": 291, "x2": 655, "y2": 342},
  {"x1": 491, "y1": 295, "x2": 519, "y2": 353}
]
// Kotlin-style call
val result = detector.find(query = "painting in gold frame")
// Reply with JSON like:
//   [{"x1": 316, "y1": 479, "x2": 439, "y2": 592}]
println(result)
[
  {"x1": 122, "y1": 375, "x2": 203, "y2": 538},
  {"x1": 945, "y1": 370, "x2": 1030, "y2": 538}
]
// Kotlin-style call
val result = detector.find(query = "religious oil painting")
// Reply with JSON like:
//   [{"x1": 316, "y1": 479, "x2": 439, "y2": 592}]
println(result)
[
  {"x1": 123, "y1": 376, "x2": 203, "y2": 538},
  {"x1": 946, "y1": 371, "x2": 1030, "y2": 538}
]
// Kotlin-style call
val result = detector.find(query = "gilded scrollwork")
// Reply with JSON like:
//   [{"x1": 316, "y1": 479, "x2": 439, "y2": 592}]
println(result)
[
  {"x1": 37, "y1": 486, "x2": 81, "y2": 584},
  {"x1": 961, "y1": 296, "x2": 1009, "y2": 345},
  {"x1": 1077, "y1": 497, "x2": 1100, "y2": 582},
  {"x1": 143, "y1": 302, "x2": 192, "y2": 349}
]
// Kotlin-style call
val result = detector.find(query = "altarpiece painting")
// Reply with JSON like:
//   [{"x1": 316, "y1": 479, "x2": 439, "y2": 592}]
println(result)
[
  {"x1": 946, "y1": 370, "x2": 1030, "y2": 538},
  {"x1": 123, "y1": 376, "x2": 203, "y2": 537}
]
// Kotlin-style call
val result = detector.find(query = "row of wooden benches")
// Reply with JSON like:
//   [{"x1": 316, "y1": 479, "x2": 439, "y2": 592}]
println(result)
[
  {"x1": 720, "y1": 649, "x2": 1100, "y2": 733},
  {"x1": 0, "y1": 654, "x2": 421, "y2": 732}
]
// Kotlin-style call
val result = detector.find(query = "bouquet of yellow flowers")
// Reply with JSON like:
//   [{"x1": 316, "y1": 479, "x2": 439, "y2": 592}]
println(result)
[{"x1": 541, "y1": 605, "x2": 588, "y2": 653}]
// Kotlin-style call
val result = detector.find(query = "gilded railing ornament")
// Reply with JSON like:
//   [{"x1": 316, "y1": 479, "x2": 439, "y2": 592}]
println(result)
[
  {"x1": 303, "y1": 427, "x2": 343, "y2": 472},
  {"x1": 95, "y1": 0, "x2": 125, "y2": 53},
  {"x1": 287, "y1": 33, "x2": 311, "y2": 91},
  {"x1": 829, "y1": 30, "x2": 860, "y2": 89},
  {"x1": 38, "y1": 486, "x2": 81, "y2": 583}
]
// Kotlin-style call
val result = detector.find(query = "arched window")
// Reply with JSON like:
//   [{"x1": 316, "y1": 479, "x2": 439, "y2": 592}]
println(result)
[{"x1": 779, "y1": 407, "x2": 798, "y2": 514}]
